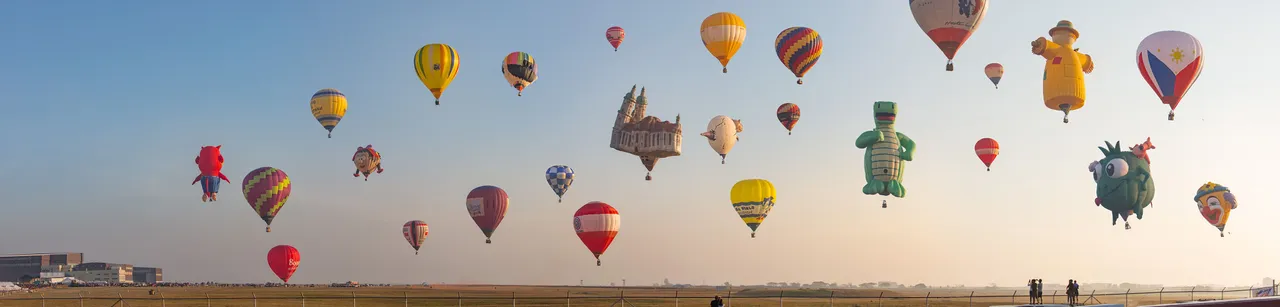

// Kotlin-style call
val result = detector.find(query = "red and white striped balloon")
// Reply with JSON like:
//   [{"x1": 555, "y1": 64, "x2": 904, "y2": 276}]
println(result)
[
  {"x1": 606, "y1": 26, "x2": 625, "y2": 51},
  {"x1": 573, "y1": 201, "x2": 620, "y2": 266},
  {"x1": 402, "y1": 220, "x2": 429, "y2": 255}
]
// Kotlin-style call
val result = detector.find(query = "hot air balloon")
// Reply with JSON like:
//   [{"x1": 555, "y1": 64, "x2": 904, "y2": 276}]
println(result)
[
  {"x1": 700, "y1": 12, "x2": 746, "y2": 73},
  {"x1": 192, "y1": 145, "x2": 230, "y2": 202},
  {"x1": 910, "y1": 0, "x2": 987, "y2": 71},
  {"x1": 1137, "y1": 30, "x2": 1204, "y2": 121},
  {"x1": 984, "y1": 63, "x2": 1003, "y2": 88},
  {"x1": 776, "y1": 103, "x2": 800, "y2": 135},
  {"x1": 731, "y1": 179, "x2": 776, "y2": 238},
  {"x1": 414, "y1": 43, "x2": 460, "y2": 105},
  {"x1": 1194, "y1": 182, "x2": 1236, "y2": 237},
  {"x1": 974, "y1": 138, "x2": 999, "y2": 171},
  {"x1": 609, "y1": 86, "x2": 683, "y2": 181},
  {"x1": 701, "y1": 115, "x2": 743, "y2": 164},
  {"x1": 774, "y1": 27, "x2": 823, "y2": 85},
  {"x1": 1032, "y1": 20, "x2": 1095, "y2": 123},
  {"x1": 352, "y1": 145, "x2": 384, "y2": 181},
  {"x1": 501, "y1": 52, "x2": 538, "y2": 96},
  {"x1": 466, "y1": 186, "x2": 508, "y2": 244},
  {"x1": 545, "y1": 165, "x2": 574, "y2": 203},
  {"x1": 267, "y1": 245, "x2": 299, "y2": 283},
  {"x1": 606, "y1": 26, "x2": 625, "y2": 51},
  {"x1": 243, "y1": 167, "x2": 291, "y2": 232},
  {"x1": 402, "y1": 220, "x2": 429, "y2": 254},
  {"x1": 310, "y1": 88, "x2": 348, "y2": 138},
  {"x1": 573, "y1": 201, "x2": 619, "y2": 266}
]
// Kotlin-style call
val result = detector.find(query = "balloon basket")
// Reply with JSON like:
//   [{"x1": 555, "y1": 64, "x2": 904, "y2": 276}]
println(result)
[
  {"x1": 750, "y1": 233, "x2": 755, "y2": 238},
  {"x1": 645, "y1": 173, "x2": 652, "y2": 181},
  {"x1": 266, "y1": 227, "x2": 271, "y2": 233},
  {"x1": 722, "y1": 67, "x2": 727, "y2": 73},
  {"x1": 882, "y1": 200, "x2": 887, "y2": 208},
  {"x1": 435, "y1": 100, "x2": 440, "y2": 106},
  {"x1": 1124, "y1": 222, "x2": 1131, "y2": 230},
  {"x1": 945, "y1": 62, "x2": 954, "y2": 71},
  {"x1": 1168, "y1": 112, "x2": 1175, "y2": 121},
  {"x1": 485, "y1": 239, "x2": 492, "y2": 244},
  {"x1": 788, "y1": 131, "x2": 792, "y2": 135},
  {"x1": 596, "y1": 260, "x2": 601, "y2": 266},
  {"x1": 796, "y1": 79, "x2": 803, "y2": 85}
]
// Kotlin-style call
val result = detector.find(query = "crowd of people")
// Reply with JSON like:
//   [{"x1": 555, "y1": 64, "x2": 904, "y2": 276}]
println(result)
[{"x1": 1027, "y1": 279, "x2": 1082, "y2": 306}]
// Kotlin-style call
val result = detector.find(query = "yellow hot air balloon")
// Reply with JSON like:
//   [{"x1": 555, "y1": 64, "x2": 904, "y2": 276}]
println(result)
[
  {"x1": 414, "y1": 43, "x2": 460, "y2": 105},
  {"x1": 309, "y1": 88, "x2": 347, "y2": 138},
  {"x1": 700, "y1": 12, "x2": 746, "y2": 73},
  {"x1": 730, "y1": 179, "x2": 775, "y2": 238}
]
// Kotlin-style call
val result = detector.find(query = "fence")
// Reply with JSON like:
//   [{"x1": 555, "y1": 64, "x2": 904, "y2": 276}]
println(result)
[{"x1": 0, "y1": 286, "x2": 1275, "y2": 307}]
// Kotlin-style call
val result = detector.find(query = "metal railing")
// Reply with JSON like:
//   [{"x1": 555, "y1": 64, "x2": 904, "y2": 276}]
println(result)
[{"x1": 0, "y1": 286, "x2": 1274, "y2": 307}]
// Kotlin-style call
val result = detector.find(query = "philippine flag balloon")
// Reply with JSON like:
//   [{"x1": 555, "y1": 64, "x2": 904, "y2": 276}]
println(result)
[{"x1": 1136, "y1": 30, "x2": 1203, "y2": 121}]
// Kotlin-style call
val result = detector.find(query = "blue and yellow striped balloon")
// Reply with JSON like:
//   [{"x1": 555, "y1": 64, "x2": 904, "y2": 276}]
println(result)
[
  {"x1": 310, "y1": 88, "x2": 348, "y2": 138},
  {"x1": 774, "y1": 27, "x2": 823, "y2": 85},
  {"x1": 730, "y1": 179, "x2": 776, "y2": 238}
]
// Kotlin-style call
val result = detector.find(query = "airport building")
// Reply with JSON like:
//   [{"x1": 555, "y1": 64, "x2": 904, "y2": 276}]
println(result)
[
  {"x1": 0, "y1": 253, "x2": 83, "y2": 282},
  {"x1": 133, "y1": 267, "x2": 162, "y2": 283},
  {"x1": 69, "y1": 262, "x2": 133, "y2": 283},
  {"x1": 0, "y1": 253, "x2": 161, "y2": 284}
]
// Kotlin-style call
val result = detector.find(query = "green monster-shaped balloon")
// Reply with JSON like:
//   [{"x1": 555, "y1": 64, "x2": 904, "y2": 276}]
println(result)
[
  {"x1": 1089, "y1": 140, "x2": 1156, "y2": 230},
  {"x1": 855, "y1": 101, "x2": 916, "y2": 205}
]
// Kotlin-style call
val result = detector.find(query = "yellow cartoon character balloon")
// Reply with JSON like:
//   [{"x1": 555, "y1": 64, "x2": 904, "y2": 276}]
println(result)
[
  {"x1": 1031, "y1": 20, "x2": 1094, "y2": 123},
  {"x1": 1194, "y1": 182, "x2": 1238, "y2": 237},
  {"x1": 730, "y1": 179, "x2": 775, "y2": 238},
  {"x1": 700, "y1": 12, "x2": 746, "y2": 73}
]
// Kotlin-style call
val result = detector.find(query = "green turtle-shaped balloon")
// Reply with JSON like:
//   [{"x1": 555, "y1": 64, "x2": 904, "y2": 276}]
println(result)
[
  {"x1": 855, "y1": 101, "x2": 916, "y2": 204},
  {"x1": 1089, "y1": 139, "x2": 1156, "y2": 230}
]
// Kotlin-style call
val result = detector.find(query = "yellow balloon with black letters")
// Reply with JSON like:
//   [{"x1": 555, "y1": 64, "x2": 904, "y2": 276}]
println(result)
[
  {"x1": 730, "y1": 179, "x2": 775, "y2": 238},
  {"x1": 310, "y1": 88, "x2": 348, "y2": 138}
]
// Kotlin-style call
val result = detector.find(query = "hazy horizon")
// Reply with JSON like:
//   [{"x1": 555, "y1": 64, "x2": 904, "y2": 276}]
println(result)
[{"x1": 2, "y1": 0, "x2": 1277, "y2": 287}]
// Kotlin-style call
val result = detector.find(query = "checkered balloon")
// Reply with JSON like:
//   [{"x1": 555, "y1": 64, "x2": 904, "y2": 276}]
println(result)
[{"x1": 545, "y1": 165, "x2": 575, "y2": 203}]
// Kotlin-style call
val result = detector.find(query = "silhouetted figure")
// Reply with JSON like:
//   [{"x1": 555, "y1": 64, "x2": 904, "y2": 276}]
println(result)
[
  {"x1": 1067, "y1": 279, "x2": 1079, "y2": 306},
  {"x1": 1028, "y1": 279, "x2": 1036, "y2": 305},
  {"x1": 711, "y1": 295, "x2": 724, "y2": 307}
]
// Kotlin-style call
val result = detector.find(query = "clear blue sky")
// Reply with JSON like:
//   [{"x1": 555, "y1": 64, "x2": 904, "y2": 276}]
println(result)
[{"x1": 1, "y1": 0, "x2": 1277, "y2": 287}]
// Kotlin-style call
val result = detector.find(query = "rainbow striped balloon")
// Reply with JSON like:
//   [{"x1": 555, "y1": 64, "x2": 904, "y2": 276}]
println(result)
[
  {"x1": 242, "y1": 167, "x2": 291, "y2": 232},
  {"x1": 774, "y1": 27, "x2": 823, "y2": 85}
]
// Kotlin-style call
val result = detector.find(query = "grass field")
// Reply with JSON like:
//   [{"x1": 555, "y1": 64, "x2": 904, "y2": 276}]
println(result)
[{"x1": 0, "y1": 285, "x2": 1258, "y2": 307}]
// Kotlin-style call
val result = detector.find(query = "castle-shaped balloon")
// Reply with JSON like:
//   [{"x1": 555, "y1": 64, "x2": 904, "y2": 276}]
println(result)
[{"x1": 610, "y1": 85, "x2": 682, "y2": 180}]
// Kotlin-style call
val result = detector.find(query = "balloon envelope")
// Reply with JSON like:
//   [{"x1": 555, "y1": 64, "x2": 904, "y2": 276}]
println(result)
[
  {"x1": 267, "y1": 245, "x2": 299, "y2": 283},
  {"x1": 310, "y1": 88, "x2": 347, "y2": 138},
  {"x1": 414, "y1": 43, "x2": 460, "y2": 105},
  {"x1": 606, "y1": 26, "x2": 625, "y2": 51},
  {"x1": 984, "y1": 63, "x2": 1003, "y2": 88},
  {"x1": 573, "y1": 201, "x2": 620, "y2": 265},
  {"x1": 776, "y1": 103, "x2": 800, "y2": 134},
  {"x1": 700, "y1": 12, "x2": 746, "y2": 73},
  {"x1": 910, "y1": 0, "x2": 988, "y2": 70},
  {"x1": 545, "y1": 165, "x2": 575, "y2": 202},
  {"x1": 501, "y1": 52, "x2": 538, "y2": 96},
  {"x1": 1137, "y1": 30, "x2": 1203, "y2": 119},
  {"x1": 974, "y1": 138, "x2": 999, "y2": 170},
  {"x1": 242, "y1": 167, "x2": 291, "y2": 232},
  {"x1": 1194, "y1": 182, "x2": 1236, "y2": 236},
  {"x1": 466, "y1": 186, "x2": 509, "y2": 243},
  {"x1": 402, "y1": 220, "x2": 429, "y2": 253},
  {"x1": 774, "y1": 27, "x2": 823, "y2": 84},
  {"x1": 702, "y1": 115, "x2": 742, "y2": 163},
  {"x1": 730, "y1": 179, "x2": 776, "y2": 237}
]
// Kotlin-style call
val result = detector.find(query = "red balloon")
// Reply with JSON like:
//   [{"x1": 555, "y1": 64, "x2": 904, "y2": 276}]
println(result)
[
  {"x1": 466, "y1": 186, "x2": 509, "y2": 244},
  {"x1": 573, "y1": 201, "x2": 620, "y2": 266},
  {"x1": 974, "y1": 138, "x2": 1000, "y2": 171},
  {"x1": 267, "y1": 245, "x2": 300, "y2": 283}
]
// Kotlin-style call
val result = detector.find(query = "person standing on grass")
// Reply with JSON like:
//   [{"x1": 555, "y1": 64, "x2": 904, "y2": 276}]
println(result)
[{"x1": 711, "y1": 295, "x2": 724, "y2": 307}]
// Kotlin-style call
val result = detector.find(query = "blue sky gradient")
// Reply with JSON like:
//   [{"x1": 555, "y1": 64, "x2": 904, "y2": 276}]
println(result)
[{"x1": 1, "y1": 0, "x2": 1277, "y2": 287}]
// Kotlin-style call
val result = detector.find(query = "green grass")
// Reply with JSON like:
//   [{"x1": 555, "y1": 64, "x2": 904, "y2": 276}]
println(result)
[{"x1": 0, "y1": 285, "x2": 1257, "y2": 307}]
